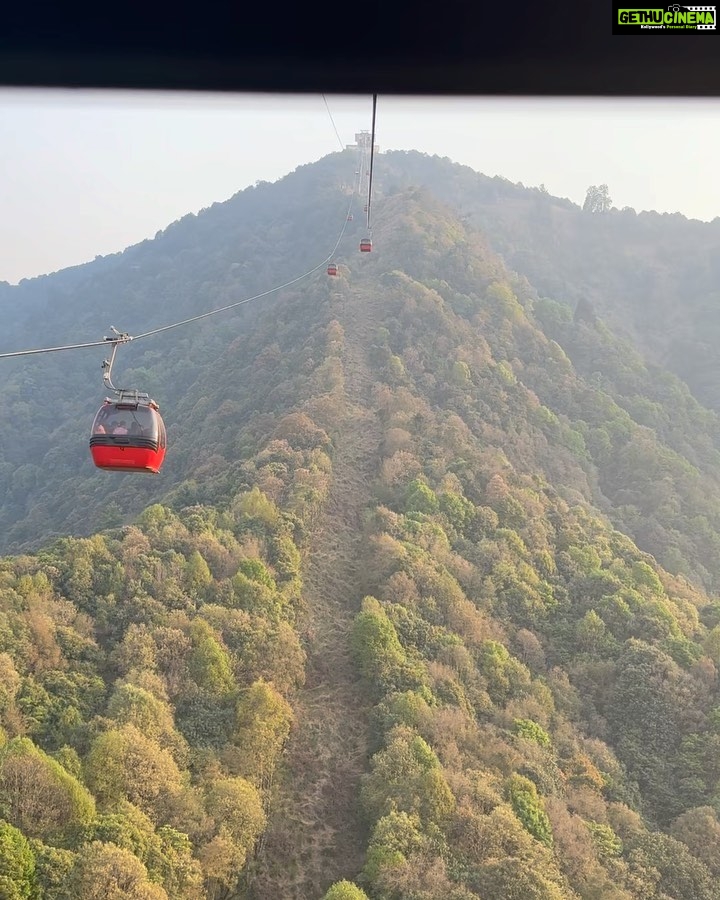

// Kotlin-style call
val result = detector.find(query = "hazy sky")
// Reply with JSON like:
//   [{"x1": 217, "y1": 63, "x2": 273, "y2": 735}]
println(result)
[{"x1": 2, "y1": 90, "x2": 720, "y2": 285}]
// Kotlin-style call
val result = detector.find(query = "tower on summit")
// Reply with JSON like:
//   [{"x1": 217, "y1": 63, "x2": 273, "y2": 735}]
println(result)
[{"x1": 346, "y1": 129, "x2": 380, "y2": 153}]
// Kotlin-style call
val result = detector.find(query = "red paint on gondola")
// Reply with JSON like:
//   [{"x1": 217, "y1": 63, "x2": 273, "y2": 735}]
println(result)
[
  {"x1": 90, "y1": 444, "x2": 166, "y2": 474},
  {"x1": 89, "y1": 400, "x2": 167, "y2": 474}
]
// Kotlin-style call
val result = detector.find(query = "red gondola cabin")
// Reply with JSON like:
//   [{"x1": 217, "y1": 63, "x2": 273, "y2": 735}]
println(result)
[
  {"x1": 327, "y1": 263, "x2": 338, "y2": 276},
  {"x1": 347, "y1": 213, "x2": 353, "y2": 221},
  {"x1": 90, "y1": 398, "x2": 167, "y2": 474},
  {"x1": 360, "y1": 238, "x2": 372, "y2": 252}
]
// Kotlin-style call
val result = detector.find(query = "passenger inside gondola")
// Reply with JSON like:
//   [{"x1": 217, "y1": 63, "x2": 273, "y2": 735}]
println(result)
[
  {"x1": 91, "y1": 405, "x2": 159, "y2": 440},
  {"x1": 93, "y1": 408, "x2": 109, "y2": 434}
]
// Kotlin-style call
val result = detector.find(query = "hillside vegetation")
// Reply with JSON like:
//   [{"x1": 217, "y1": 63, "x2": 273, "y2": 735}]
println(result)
[{"x1": 2, "y1": 151, "x2": 720, "y2": 898}]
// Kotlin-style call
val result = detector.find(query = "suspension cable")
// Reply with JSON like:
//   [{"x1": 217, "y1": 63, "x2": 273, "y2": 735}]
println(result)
[
  {"x1": 0, "y1": 99, "x2": 365, "y2": 362},
  {"x1": 322, "y1": 94, "x2": 345, "y2": 151},
  {"x1": 0, "y1": 192, "x2": 355, "y2": 359},
  {"x1": 367, "y1": 94, "x2": 378, "y2": 231},
  {"x1": 132, "y1": 203, "x2": 352, "y2": 342},
  {"x1": 0, "y1": 337, "x2": 128, "y2": 359}
]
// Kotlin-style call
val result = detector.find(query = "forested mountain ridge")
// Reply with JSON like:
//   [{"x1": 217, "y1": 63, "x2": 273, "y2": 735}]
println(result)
[
  {"x1": 3, "y1": 151, "x2": 720, "y2": 898},
  {"x1": 0, "y1": 153, "x2": 357, "y2": 553},
  {"x1": 376, "y1": 150, "x2": 720, "y2": 413}
]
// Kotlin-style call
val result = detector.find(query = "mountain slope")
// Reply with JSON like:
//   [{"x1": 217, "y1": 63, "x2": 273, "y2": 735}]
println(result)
[
  {"x1": 375, "y1": 150, "x2": 720, "y2": 414},
  {"x1": 0, "y1": 151, "x2": 360, "y2": 554},
  {"x1": 3, "y1": 152, "x2": 720, "y2": 899},
  {"x1": 248, "y1": 284, "x2": 385, "y2": 898}
]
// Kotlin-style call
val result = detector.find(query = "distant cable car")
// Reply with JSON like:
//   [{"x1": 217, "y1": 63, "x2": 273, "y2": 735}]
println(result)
[
  {"x1": 327, "y1": 263, "x2": 338, "y2": 276},
  {"x1": 363, "y1": 204, "x2": 368, "y2": 212},
  {"x1": 360, "y1": 238, "x2": 372, "y2": 253},
  {"x1": 90, "y1": 396, "x2": 167, "y2": 474},
  {"x1": 347, "y1": 213, "x2": 353, "y2": 221}
]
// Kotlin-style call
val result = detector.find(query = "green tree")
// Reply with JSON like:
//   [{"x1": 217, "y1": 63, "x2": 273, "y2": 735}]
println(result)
[
  {"x1": 184, "y1": 551, "x2": 212, "y2": 598},
  {"x1": 361, "y1": 727, "x2": 455, "y2": 827},
  {"x1": 583, "y1": 184, "x2": 612, "y2": 213},
  {"x1": 604, "y1": 640, "x2": 685, "y2": 822},
  {"x1": 322, "y1": 880, "x2": 370, "y2": 900},
  {"x1": 107, "y1": 683, "x2": 187, "y2": 761},
  {"x1": 512, "y1": 718, "x2": 552, "y2": 748},
  {"x1": 362, "y1": 810, "x2": 427, "y2": 885},
  {"x1": 199, "y1": 750, "x2": 270, "y2": 895},
  {"x1": 478, "y1": 641, "x2": 531, "y2": 705},
  {"x1": 0, "y1": 821, "x2": 35, "y2": 900},
  {"x1": 154, "y1": 826, "x2": 203, "y2": 900},
  {"x1": 631, "y1": 831, "x2": 719, "y2": 900},
  {"x1": 575, "y1": 609, "x2": 609, "y2": 654},
  {"x1": 352, "y1": 598, "x2": 429, "y2": 700},
  {"x1": 506, "y1": 774, "x2": 553, "y2": 847},
  {"x1": 231, "y1": 487, "x2": 280, "y2": 530},
  {"x1": 476, "y1": 857, "x2": 565, "y2": 899},
  {"x1": 670, "y1": 806, "x2": 720, "y2": 877},
  {"x1": 224, "y1": 679, "x2": 293, "y2": 788},
  {"x1": 83, "y1": 799, "x2": 202, "y2": 895},
  {"x1": 187, "y1": 619, "x2": 234, "y2": 696},
  {"x1": 585, "y1": 821, "x2": 623, "y2": 860},
  {"x1": 405, "y1": 479, "x2": 440, "y2": 515},
  {"x1": 29, "y1": 840, "x2": 76, "y2": 900},
  {"x1": 0, "y1": 737, "x2": 95, "y2": 840},
  {"x1": 230, "y1": 571, "x2": 285, "y2": 620},
  {"x1": 85, "y1": 725, "x2": 183, "y2": 818},
  {"x1": 237, "y1": 557, "x2": 276, "y2": 590},
  {"x1": 205, "y1": 776, "x2": 266, "y2": 853},
  {"x1": 69, "y1": 841, "x2": 168, "y2": 899}
]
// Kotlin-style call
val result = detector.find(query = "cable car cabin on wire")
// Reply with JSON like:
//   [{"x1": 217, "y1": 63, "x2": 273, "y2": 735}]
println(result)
[
  {"x1": 327, "y1": 263, "x2": 338, "y2": 276},
  {"x1": 88, "y1": 330, "x2": 168, "y2": 474},
  {"x1": 90, "y1": 396, "x2": 167, "y2": 474},
  {"x1": 360, "y1": 238, "x2": 372, "y2": 253}
]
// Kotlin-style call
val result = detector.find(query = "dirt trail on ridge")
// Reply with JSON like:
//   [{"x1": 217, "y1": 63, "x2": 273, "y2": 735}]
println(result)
[{"x1": 247, "y1": 283, "x2": 384, "y2": 900}]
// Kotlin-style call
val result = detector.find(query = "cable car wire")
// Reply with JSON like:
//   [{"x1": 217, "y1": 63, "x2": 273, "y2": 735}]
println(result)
[
  {"x1": 322, "y1": 94, "x2": 345, "y2": 151},
  {"x1": 0, "y1": 96, "x2": 373, "y2": 361},
  {"x1": 131, "y1": 206, "x2": 353, "y2": 342},
  {"x1": 0, "y1": 337, "x2": 129, "y2": 359},
  {"x1": 366, "y1": 94, "x2": 378, "y2": 231},
  {"x1": 0, "y1": 192, "x2": 356, "y2": 359}
]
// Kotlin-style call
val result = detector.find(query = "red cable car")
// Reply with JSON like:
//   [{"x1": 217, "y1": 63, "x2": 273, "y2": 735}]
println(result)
[
  {"x1": 327, "y1": 263, "x2": 338, "y2": 276},
  {"x1": 347, "y1": 213, "x2": 353, "y2": 221},
  {"x1": 90, "y1": 396, "x2": 167, "y2": 474},
  {"x1": 360, "y1": 238, "x2": 372, "y2": 252}
]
